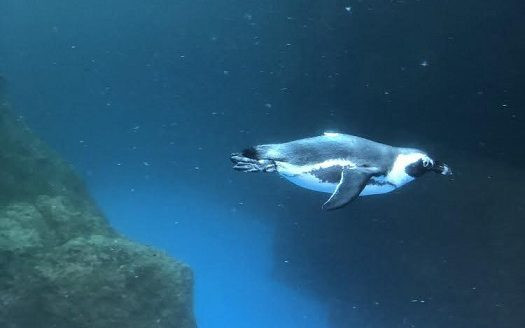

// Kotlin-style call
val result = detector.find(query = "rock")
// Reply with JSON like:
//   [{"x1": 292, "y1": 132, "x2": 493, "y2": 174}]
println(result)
[{"x1": 0, "y1": 81, "x2": 196, "y2": 328}]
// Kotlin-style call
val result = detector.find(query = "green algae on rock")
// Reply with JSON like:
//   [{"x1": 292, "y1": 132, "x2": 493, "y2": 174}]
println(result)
[{"x1": 0, "y1": 83, "x2": 196, "y2": 328}]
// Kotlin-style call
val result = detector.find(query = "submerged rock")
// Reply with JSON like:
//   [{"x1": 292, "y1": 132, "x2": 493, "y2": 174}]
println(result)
[{"x1": 0, "y1": 82, "x2": 196, "y2": 328}]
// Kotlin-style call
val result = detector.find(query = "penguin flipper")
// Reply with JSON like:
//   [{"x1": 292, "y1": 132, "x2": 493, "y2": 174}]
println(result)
[{"x1": 322, "y1": 167, "x2": 374, "y2": 210}]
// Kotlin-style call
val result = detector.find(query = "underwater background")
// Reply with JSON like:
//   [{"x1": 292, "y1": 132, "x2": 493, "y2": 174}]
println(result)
[{"x1": 0, "y1": 0, "x2": 524, "y2": 327}]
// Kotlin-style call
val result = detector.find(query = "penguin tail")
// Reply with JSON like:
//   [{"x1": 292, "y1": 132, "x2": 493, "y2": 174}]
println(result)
[
  {"x1": 245, "y1": 144, "x2": 283, "y2": 161},
  {"x1": 241, "y1": 147, "x2": 259, "y2": 160}
]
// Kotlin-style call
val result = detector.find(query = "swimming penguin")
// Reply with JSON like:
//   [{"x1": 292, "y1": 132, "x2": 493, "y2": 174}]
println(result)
[{"x1": 230, "y1": 132, "x2": 452, "y2": 210}]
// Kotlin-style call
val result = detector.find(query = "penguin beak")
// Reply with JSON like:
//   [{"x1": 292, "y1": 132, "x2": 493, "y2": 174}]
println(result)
[{"x1": 432, "y1": 161, "x2": 452, "y2": 176}]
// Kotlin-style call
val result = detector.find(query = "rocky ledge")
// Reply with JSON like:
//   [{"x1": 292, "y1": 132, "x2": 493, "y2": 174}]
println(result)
[{"x1": 0, "y1": 80, "x2": 196, "y2": 328}]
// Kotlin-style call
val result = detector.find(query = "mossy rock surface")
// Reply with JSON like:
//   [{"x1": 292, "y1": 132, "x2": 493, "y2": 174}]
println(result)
[{"x1": 0, "y1": 85, "x2": 196, "y2": 328}]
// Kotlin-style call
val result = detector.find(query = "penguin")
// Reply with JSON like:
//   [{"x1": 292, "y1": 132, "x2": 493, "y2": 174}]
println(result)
[{"x1": 230, "y1": 132, "x2": 452, "y2": 210}]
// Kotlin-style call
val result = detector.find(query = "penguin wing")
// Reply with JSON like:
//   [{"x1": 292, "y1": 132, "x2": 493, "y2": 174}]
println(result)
[{"x1": 322, "y1": 166, "x2": 376, "y2": 210}]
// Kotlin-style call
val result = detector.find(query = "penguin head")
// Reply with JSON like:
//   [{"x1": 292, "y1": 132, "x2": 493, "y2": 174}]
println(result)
[{"x1": 405, "y1": 153, "x2": 452, "y2": 178}]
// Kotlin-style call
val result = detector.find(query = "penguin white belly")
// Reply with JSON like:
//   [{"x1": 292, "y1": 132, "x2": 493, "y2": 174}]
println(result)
[
  {"x1": 276, "y1": 160, "x2": 345, "y2": 194},
  {"x1": 276, "y1": 160, "x2": 399, "y2": 196},
  {"x1": 281, "y1": 173, "x2": 337, "y2": 193},
  {"x1": 281, "y1": 172, "x2": 397, "y2": 196}
]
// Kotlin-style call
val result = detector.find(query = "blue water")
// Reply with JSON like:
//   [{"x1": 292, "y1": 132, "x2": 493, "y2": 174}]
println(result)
[
  {"x1": 2, "y1": 0, "x2": 524, "y2": 327},
  {"x1": 0, "y1": 1, "x2": 330, "y2": 326},
  {"x1": 93, "y1": 184, "x2": 328, "y2": 328}
]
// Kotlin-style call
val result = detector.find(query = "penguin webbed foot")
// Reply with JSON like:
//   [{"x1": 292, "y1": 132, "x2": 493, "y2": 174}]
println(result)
[{"x1": 230, "y1": 153, "x2": 276, "y2": 173}]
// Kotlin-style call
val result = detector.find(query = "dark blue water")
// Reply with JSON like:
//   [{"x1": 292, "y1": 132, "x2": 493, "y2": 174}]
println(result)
[{"x1": 1, "y1": 0, "x2": 524, "y2": 327}]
